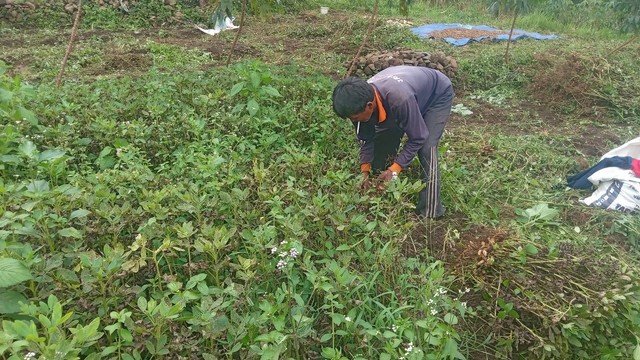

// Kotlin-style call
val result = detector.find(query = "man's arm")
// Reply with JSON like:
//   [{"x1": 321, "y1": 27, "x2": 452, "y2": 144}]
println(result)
[{"x1": 353, "y1": 121, "x2": 375, "y2": 172}]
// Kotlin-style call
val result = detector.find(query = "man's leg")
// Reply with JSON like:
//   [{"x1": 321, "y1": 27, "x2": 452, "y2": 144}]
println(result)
[
  {"x1": 416, "y1": 86, "x2": 454, "y2": 218},
  {"x1": 371, "y1": 125, "x2": 404, "y2": 173}
]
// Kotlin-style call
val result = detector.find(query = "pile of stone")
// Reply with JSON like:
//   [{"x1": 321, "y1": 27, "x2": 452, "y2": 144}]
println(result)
[{"x1": 347, "y1": 50, "x2": 458, "y2": 79}]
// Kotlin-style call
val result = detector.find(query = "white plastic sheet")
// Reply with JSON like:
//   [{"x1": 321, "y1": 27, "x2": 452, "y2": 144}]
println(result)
[
  {"x1": 581, "y1": 136, "x2": 640, "y2": 212},
  {"x1": 196, "y1": 17, "x2": 239, "y2": 36}
]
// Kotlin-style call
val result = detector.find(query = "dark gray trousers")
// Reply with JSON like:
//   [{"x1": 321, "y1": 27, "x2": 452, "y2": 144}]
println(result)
[{"x1": 371, "y1": 86, "x2": 454, "y2": 218}]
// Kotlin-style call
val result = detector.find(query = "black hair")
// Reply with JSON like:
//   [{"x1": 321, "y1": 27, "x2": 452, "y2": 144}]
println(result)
[{"x1": 331, "y1": 77, "x2": 374, "y2": 118}]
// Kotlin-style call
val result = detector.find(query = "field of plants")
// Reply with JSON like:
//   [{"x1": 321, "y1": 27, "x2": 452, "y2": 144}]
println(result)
[{"x1": 1, "y1": 0, "x2": 640, "y2": 359}]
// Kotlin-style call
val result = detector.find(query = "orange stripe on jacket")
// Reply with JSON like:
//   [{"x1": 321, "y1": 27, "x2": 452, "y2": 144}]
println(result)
[{"x1": 373, "y1": 88, "x2": 387, "y2": 123}]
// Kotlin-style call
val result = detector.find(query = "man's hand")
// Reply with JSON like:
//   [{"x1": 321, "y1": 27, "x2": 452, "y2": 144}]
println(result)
[
  {"x1": 377, "y1": 170, "x2": 396, "y2": 182},
  {"x1": 360, "y1": 172, "x2": 371, "y2": 191},
  {"x1": 376, "y1": 170, "x2": 397, "y2": 191}
]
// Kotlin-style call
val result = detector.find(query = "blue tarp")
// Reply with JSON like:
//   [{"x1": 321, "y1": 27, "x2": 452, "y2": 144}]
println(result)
[{"x1": 410, "y1": 23, "x2": 559, "y2": 46}]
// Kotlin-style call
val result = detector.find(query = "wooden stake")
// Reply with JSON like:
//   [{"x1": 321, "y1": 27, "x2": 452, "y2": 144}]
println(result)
[{"x1": 56, "y1": 0, "x2": 83, "y2": 88}]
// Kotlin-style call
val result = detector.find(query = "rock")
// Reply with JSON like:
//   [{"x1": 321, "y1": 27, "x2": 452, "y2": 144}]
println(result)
[{"x1": 346, "y1": 50, "x2": 458, "y2": 78}]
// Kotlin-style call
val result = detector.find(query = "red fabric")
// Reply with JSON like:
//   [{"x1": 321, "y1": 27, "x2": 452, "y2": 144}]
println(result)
[{"x1": 632, "y1": 159, "x2": 640, "y2": 176}]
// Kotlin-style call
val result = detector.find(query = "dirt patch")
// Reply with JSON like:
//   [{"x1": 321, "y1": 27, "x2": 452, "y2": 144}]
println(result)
[
  {"x1": 405, "y1": 216, "x2": 629, "y2": 355},
  {"x1": 561, "y1": 206, "x2": 593, "y2": 227},
  {"x1": 152, "y1": 27, "x2": 261, "y2": 63},
  {"x1": 103, "y1": 48, "x2": 151, "y2": 72},
  {"x1": 527, "y1": 52, "x2": 610, "y2": 116},
  {"x1": 571, "y1": 128, "x2": 621, "y2": 156},
  {"x1": 404, "y1": 216, "x2": 510, "y2": 268},
  {"x1": 0, "y1": 34, "x2": 27, "y2": 47}
]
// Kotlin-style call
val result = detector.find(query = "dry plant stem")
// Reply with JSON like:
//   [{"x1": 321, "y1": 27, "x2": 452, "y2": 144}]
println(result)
[
  {"x1": 505, "y1": 8, "x2": 518, "y2": 64},
  {"x1": 226, "y1": 0, "x2": 247, "y2": 66},
  {"x1": 607, "y1": 34, "x2": 638, "y2": 58},
  {"x1": 56, "y1": 0, "x2": 82, "y2": 88},
  {"x1": 345, "y1": 0, "x2": 379, "y2": 77}
]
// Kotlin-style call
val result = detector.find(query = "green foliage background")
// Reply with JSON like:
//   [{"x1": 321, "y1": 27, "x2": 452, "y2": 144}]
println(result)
[{"x1": 1, "y1": 0, "x2": 640, "y2": 359}]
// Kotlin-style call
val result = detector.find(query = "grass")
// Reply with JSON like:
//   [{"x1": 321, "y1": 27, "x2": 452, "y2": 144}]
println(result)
[{"x1": 1, "y1": 1, "x2": 640, "y2": 359}]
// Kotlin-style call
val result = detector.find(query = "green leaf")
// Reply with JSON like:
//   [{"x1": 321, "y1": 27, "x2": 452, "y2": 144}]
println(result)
[
  {"x1": 336, "y1": 244, "x2": 351, "y2": 251},
  {"x1": 444, "y1": 313, "x2": 458, "y2": 325},
  {"x1": 70, "y1": 209, "x2": 91, "y2": 220},
  {"x1": 0, "y1": 290, "x2": 28, "y2": 314},
  {"x1": 17, "y1": 106, "x2": 38, "y2": 125},
  {"x1": 0, "y1": 258, "x2": 33, "y2": 288},
  {"x1": 250, "y1": 72, "x2": 261, "y2": 88},
  {"x1": 633, "y1": 342, "x2": 640, "y2": 360},
  {"x1": 260, "y1": 345, "x2": 281, "y2": 360},
  {"x1": 101, "y1": 346, "x2": 118, "y2": 357},
  {"x1": 3, "y1": 319, "x2": 38, "y2": 339},
  {"x1": 518, "y1": 203, "x2": 559, "y2": 223},
  {"x1": 75, "y1": 318, "x2": 101, "y2": 343},
  {"x1": 320, "y1": 333, "x2": 332, "y2": 342},
  {"x1": 262, "y1": 86, "x2": 281, "y2": 97},
  {"x1": 99, "y1": 146, "x2": 112, "y2": 158},
  {"x1": 20, "y1": 201, "x2": 39, "y2": 212},
  {"x1": 38, "y1": 149, "x2": 66, "y2": 162},
  {"x1": 229, "y1": 82, "x2": 245, "y2": 96},
  {"x1": 247, "y1": 99, "x2": 259, "y2": 117},
  {"x1": 524, "y1": 243, "x2": 539, "y2": 255},
  {"x1": 0, "y1": 88, "x2": 13, "y2": 102},
  {"x1": 26, "y1": 180, "x2": 49, "y2": 193},
  {"x1": 58, "y1": 227, "x2": 83, "y2": 239},
  {"x1": 0, "y1": 154, "x2": 21, "y2": 165},
  {"x1": 138, "y1": 297, "x2": 147, "y2": 312},
  {"x1": 186, "y1": 273, "x2": 207, "y2": 289},
  {"x1": 18, "y1": 141, "x2": 37, "y2": 159},
  {"x1": 56, "y1": 268, "x2": 79, "y2": 283},
  {"x1": 212, "y1": 315, "x2": 229, "y2": 333},
  {"x1": 383, "y1": 330, "x2": 397, "y2": 338},
  {"x1": 443, "y1": 338, "x2": 464, "y2": 359}
]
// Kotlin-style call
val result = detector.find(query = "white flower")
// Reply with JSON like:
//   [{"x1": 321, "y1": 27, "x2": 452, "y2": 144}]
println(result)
[
  {"x1": 431, "y1": 309, "x2": 438, "y2": 315},
  {"x1": 116, "y1": 148, "x2": 122, "y2": 156},
  {"x1": 289, "y1": 248, "x2": 299, "y2": 258},
  {"x1": 461, "y1": 302, "x2": 467, "y2": 308},
  {"x1": 135, "y1": 233, "x2": 142, "y2": 241},
  {"x1": 24, "y1": 353, "x2": 36, "y2": 360},
  {"x1": 277, "y1": 259, "x2": 287, "y2": 270},
  {"x1": 391, "y1": 325, "x2": 398, "y2": 332},
  {"x1": 279, "y1": 252, "x2": 288, "y2": 258},
  {"x1": 465, "y1": 287, "x2": 471, "y2": 293},
  {"x1": 345, "y1": 316, "x2": 351, "y2": 322},
  {"x1": 270, "y1": 247, "x2": 277, "y2": 254},
  {"x1": 280, "y1": 240, "x2": 288, "y2": 246},
  {"x1": 405, "y1": 342, "x2": 414, "y2": 352}
]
